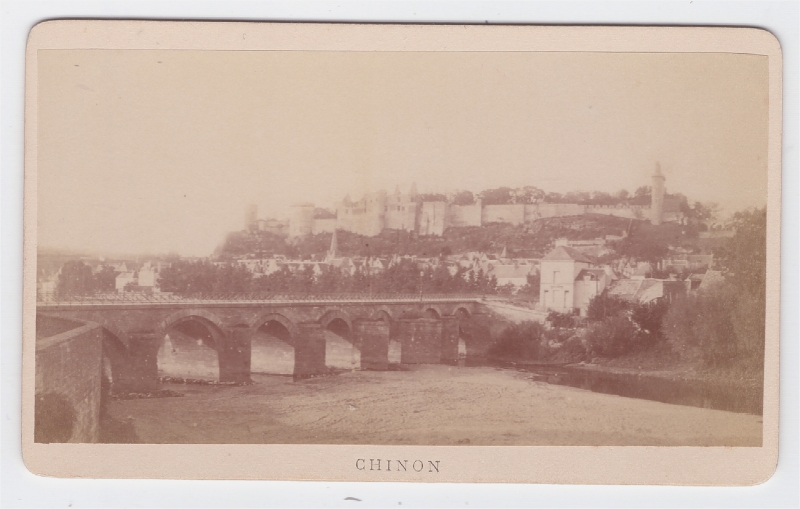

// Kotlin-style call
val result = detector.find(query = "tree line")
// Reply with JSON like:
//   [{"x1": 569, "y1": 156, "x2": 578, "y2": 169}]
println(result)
[{"x1": 157, "y1": 257, "x2": 499, "y2": 296}]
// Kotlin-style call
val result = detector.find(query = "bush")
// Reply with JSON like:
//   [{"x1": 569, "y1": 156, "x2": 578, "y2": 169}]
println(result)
[
  {"x1": 488, "y1": 321, "x2": 546, "y2": 360},
  {"x1": 664, "y1": 282, "x2": 765, "y2": 372},
  {"x1": 630, "y1": 299, "x2": 669, "y2": 347},
  {"x1": 547, "y1": 310, "x2": 576, "y2": 328},
  {"x1": 586, "y1": 314, "x2": 640, "y2": 358},
  {"x1": 586, "y1": 292, "x2": 630, "y2": 321}
]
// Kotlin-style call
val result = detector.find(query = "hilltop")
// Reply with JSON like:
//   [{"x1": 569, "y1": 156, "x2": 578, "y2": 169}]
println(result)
[{"x1": 216, "y1": 213, "x2": 709, "y2": 261}]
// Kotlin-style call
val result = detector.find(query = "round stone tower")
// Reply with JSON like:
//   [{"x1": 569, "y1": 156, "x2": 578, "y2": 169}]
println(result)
[
  {"x1": 650, "y1": 163, "x2": 666, "y2": 225},
  {"x1": 289, "y1": 203, "x2": 315, "y2": 237}
]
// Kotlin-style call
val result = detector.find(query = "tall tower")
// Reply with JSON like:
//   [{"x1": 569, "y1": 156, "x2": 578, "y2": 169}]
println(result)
[
  {"x1": 289, "y1": 203, "x2": 315, "y2": 237},
  {"x1": 650, "y1": 162, "x2": 666, "y2": 226}
]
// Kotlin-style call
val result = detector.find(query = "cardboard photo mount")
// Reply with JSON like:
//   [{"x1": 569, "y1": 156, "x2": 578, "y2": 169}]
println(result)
[{"x1": 22, "y1": 20, "x2": 782, "y2": 484}]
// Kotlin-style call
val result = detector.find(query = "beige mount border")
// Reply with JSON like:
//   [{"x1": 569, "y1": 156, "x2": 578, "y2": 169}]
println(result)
[{"x1": 22, "y1": 21, "x2": 782, "y2": 484}]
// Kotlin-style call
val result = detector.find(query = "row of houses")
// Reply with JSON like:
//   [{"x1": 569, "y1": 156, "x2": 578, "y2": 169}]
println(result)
[{"x1": 539, "y1": 246, "x2": 719, "y2": 317}]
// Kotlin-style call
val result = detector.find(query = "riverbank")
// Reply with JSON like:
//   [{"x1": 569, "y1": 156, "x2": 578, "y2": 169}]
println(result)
[
  {"x1": 106, "y1": 364, "x2": 761, "y2": 446},
  {"x1": 489, "y1": 341, "x2": 764, "y2": 394}
]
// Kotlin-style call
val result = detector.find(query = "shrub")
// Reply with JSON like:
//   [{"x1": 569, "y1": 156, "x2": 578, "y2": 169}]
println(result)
[
  {"x1": 547, "y1": 310, "x2": 576, "y2": 328},
  {"x1": 488, "y1": 321, "x2": 546, "y2": 360},
  {"x1": 630, "y1": 299, "x2": 669, "y2": 347},
  {"x1": 662, "y1": 283, "x2": 739, "y2": 367},
  {"x1": 586, "y1": 292, "x2": 630, "y2": 321},
  {"x1": 585, "y1": 314, "x2": 640, "y2": 358}
]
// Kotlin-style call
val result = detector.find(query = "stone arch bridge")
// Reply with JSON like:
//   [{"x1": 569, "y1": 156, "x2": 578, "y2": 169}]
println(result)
[{"x1": 37, "y1": 295, "x2": 492, "y2": 393}]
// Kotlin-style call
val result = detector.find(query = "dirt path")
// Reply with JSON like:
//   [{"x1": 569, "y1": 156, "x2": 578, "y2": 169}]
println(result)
[{"x1": 108, "y1": 364, "x2": 762, "y2": 446}]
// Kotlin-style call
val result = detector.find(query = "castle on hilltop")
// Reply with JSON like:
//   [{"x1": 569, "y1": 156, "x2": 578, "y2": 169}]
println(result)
[{"x1": 249, "y1": 164, "x2": 683, "y2": 238}]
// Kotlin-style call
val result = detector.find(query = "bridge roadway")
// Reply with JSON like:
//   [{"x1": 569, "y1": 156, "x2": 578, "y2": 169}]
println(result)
[{"x1": 37, "y1": 294, "x2": 492, "y2": 393}]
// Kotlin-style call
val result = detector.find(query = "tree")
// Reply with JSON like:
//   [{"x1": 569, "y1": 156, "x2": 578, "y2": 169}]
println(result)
[
  {"x1": 662, "y1": 283, "x2": 738, "y2": 367},
  {"x1": 547, "y1": 310, "x2": 575, "y2": 328},
  {"x1": 586, "y1": 314, "x2": 640, "y2": 358},
  {"x1": 518, "y1": 273, "x2": 540, "y2": 299},
  {"x1": 56, "y1": 261, "x2": 97, "y2": 296},
  {"x1": 691, "y1": 202, "x2": 720, "y2": 225},
  {"x1": 158, "y1": 260, "x2": 253, "y2": 294},
  {"x1": 452, "y1": 190, "x2": 476, "y2": 206},
  {"x1": 719, "y1": 207, "x2": 766, "y2": 295},
  {"x1": 479, "y1": 187, "x2": 514, "y2": 205},
  {"x1": 94, "y1": 265, "x2": 119, "y2": 292},
  {"x1": 586, "y1": 292, "x2": 630, "y2": 321},
  {"x1": 488, "y1": 321, "x2": 546, "y2": 359},
  {"x1": 615, "y1": 189, "x2": 630, "y2": 201}
]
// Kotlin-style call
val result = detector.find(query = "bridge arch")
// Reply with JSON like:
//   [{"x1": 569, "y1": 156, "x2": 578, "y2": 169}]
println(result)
[
  {"x1": 454, "y1": 306, "x2": 471, "y2": 319},
  {"x1": 251, "y1": 312, "x2": 297, "y2": 339},
  {"x1": 250, "y1": 313, "x2": 297, "y2": 376},
  {"x1": 423, "y1": 306, "x2": 443, "y2": 319},
  {"x1": 160, "y1": 309, "x2": 226, "y2": 340},
  {"x1": 319, "y1": 309, "x2": 354, "y2": 332},
  {"x1": 158, "y1": 311, "x2": 224, "y2": 381},
  {"x1": 369, "y1": 305, "x2": 394, "y2": 323}
]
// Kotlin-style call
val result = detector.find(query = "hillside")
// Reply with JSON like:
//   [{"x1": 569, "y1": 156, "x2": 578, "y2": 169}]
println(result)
[{"x1": 216, "y1": 214, "x2": 704, "y2": 261}]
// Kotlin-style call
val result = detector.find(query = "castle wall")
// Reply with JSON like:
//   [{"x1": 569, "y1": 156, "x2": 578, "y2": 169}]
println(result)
[
  {"x1": 385, "y1": 202, "x2": 417, "y2": 231},
  {"x1": 336, "y1": 203, "x2": 355, "y2": 233},
  {"x1": 447, "y1": 201, "x2": 482, "y2": 228},
  {"x1": 418, "y1": 202, "x2": 447, "y2": 236},
  {"x1": 584, "y1": 205, "x2": 648, "y2": 220},
  {"x1": 536, "y1": 203, "x2": 586, "y2": 218},
  {"x1": 482, "y1": 204, "x2": 525, "y2": 225},
  {"x1": 312, "y1": 218, "x2": 337, "y2": 235},
  {"x1": 364, "y1": 194, "x2": 386, "y2": 236}
]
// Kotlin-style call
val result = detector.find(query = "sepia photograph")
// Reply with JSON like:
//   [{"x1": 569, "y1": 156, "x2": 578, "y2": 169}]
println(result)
[{"x1": 22, "y1": 21, "x2": 782, "y2": 483}]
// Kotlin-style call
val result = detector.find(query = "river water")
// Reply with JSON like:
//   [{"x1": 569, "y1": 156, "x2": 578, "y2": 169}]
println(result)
[{"x1": 472, "y1": 360, "x2": 763, "y2": 415}]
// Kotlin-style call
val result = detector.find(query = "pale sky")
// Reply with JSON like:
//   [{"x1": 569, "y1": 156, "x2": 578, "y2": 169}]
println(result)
[{"x1": 37, "y1": 50, "x2": 768, "y2": 256}]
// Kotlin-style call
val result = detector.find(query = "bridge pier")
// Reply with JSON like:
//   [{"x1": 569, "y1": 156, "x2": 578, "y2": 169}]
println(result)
[
  {"x1": 126, "y1": 331, "x2": 161, "y2": 393},
  {"x1": 354, "y1": 319, "x2": 390, "y2": 371},
  {"x1": 398, "y1": 319, "x2": 443, "y2": 365},
  {"x1": 294, "y1": 323, "x2": 326, "y2": 380},
  {"x1": 219, "y1": 326, "x2": 252, "y2": 384},
  {"x1": 439, "y1": 316, "x2": 460, "y2": 364}
]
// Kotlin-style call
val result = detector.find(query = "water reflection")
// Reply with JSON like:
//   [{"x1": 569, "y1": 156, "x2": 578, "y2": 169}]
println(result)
[{"x1": 479, "y1": 360, "x2": 763, "y2": 415}]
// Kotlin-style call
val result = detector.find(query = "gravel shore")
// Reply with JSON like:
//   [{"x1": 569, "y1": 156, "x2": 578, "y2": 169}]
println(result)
[{"x1": 108, "y1": 364, "x2": 762, "y2": 446}]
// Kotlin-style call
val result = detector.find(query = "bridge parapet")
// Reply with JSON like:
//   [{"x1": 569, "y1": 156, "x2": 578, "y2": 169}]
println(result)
[{"x1": 37, "y1": 292, "x2": 484, "y2": 309}]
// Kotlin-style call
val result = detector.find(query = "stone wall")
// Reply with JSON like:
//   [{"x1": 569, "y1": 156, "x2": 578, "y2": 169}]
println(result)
[
  {"x1": 35, "y1": 315, "x2": 103, "y2": 443},
  {"x1": 312, "y1": 218, "x2": 337, "y2": 235},
  {"x1": 536, "y1": 203, "x2": 586, "y2": 218},
  {"x1": 384, "y1": 202, "x2": 418, "y2": 231},
  {"x1": 418, "y1": 202, "x2": 447, "y2": 236},
  {"x1": 447, "y1": 201, "x2": 482, "y2": 228},
  {"x1": 482, "y1": 204, "x2": 525, "y2": 225},
  {"x1": 584, "y1": 204, "x2": 647, "y2": 220}
]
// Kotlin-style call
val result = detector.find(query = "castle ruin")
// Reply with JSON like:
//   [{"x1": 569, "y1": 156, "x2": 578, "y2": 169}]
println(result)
[{"x1": 282, "y1": 164, "x2": 679, "y2": 238}]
